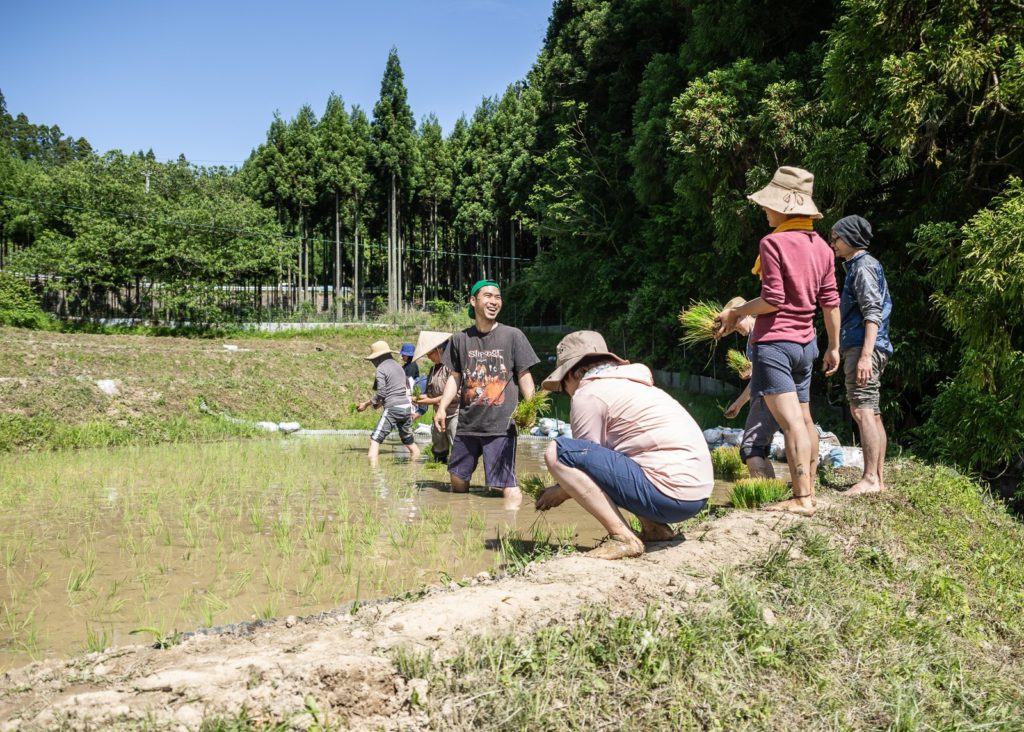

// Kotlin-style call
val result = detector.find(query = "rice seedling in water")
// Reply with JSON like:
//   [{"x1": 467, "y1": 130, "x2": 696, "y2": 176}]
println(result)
[
  {"x1": 67, "y1": 553, "x2": 97, "y2": 595},
  {"x1": 84, "y1": 624, "x2": 109, "y2": 654},
  {"x1": 556, "y1": 524, "x2": 577, "y2": 547},
  {"x1": 199, "y1": 594, "x2": 228, "y2": 628},
  {"x1": 2, "y1": 541, "x2": 18, "y2": 569},
  {"x1": 466, "y1": 511, "x2": 486, "y2": 532},
  {"x1": 511, "y1": 390, "x2": 552, "y2": 431},
  {"x1": 129, "y1": 623, "x2": 181, "y2": 649},
  {"x1": 31, "y1": 569, "x2": 51, "y2": 589},
  {"x1": 423, "y1": 506, "x2": 453, "y2": 535},
  {"x1": 729, "y1": 478, "x2": 791, "y2": 508},
  {"x1": 678, "y1": 300, "x2": 723, "y2": 347},
  {"x1": 255, "y1": 595, "x2": 279, "y2": 620},
  {"x1": 726, "y1": 349, "x2": 752, "y2": 380},
  {"x1": 248, "y1": 496, "x2": 267, "y2": 533},
  {"x1": 711, "y1": 446, "x2": 747, "y2": 480}
]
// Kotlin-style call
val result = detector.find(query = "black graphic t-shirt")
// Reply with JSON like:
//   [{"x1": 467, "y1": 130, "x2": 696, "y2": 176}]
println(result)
[{"x1": 443, "y1": 324, "x2": 539, "y2": 436}]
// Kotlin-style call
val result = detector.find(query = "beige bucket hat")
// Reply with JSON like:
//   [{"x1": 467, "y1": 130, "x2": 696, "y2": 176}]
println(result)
[
  {"x1": 412, "y1": 331, "x2": 452, "y2": 361},
  {"x1": 363, "y1": 340, "x2": 396, "y2": 360},
  {"x1": 542, "y1": 330, "x2": 628, "y2": 392},
  {"x1": 747, "y1": 166, "x2": 822, "y2": 219}
]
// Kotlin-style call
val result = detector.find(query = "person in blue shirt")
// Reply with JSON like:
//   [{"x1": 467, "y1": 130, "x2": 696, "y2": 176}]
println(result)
[{"x1": 830, "y1": 215, "x2": 893, "y2": 495}]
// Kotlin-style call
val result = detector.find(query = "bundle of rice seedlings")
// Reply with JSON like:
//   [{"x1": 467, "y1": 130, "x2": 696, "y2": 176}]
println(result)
[
  {"x1": 711, "y1": 446, "x2": 747, "y2": 480},
  {"x1": 726, "y1": 349, "x2": 752, "y2": 380},
  {"x1": 520, "y1": 473, "x2": 550, "y2": 500},
  {"x1": 511, "y1": 390, "x2": 552, "y2": 431},
  {"x1": 677, "y1": 300, "x2": 723, "y2": 347},
  {"x1": 729, "y1": 478, "x2": 791, "y2": 508}
]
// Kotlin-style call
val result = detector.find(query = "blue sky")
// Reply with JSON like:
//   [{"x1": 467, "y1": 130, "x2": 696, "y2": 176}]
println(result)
[{"x1": 1, "y1": 0, "x2": 553, "y2": 165}]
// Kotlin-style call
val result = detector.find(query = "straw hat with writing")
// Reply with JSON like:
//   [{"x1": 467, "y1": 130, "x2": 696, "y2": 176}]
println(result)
[
  {"x1": 747, "y1": 166, "x2": 822, "y2": 219},
  {"x1": 412, "y1": 331, "x2": 452, "y2": 362}
]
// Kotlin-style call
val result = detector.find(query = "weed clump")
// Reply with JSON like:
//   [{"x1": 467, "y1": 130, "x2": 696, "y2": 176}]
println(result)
[
  {"x1": 711, "y1": 446, "x2": 747, "y2": 480},
  {"x1": 729, "y1": 478, "x2": 790, "y2": 508},
  {"x1": 818, "y1": 464, "x2": 863, "y2": 489}
]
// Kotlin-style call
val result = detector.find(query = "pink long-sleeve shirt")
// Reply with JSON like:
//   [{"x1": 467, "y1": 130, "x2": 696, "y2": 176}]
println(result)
[
  {"x1": 750, "y1": 229, "x2": 840, "y2": 345},
  {"x1": 570, "y1": 363, "x2": 714, "y2": 502}
]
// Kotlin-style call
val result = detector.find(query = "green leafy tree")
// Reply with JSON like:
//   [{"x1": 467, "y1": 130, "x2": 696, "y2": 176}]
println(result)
[
  {"x1": 371, "y1": 47, "x2": 417, "y2": 310},
  {"x1": 911, "y1": 179, "x2": 1024, "y2": 482}
]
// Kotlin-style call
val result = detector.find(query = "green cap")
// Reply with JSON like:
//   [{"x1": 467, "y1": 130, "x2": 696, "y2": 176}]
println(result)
[
  {"x1": 468, "y1": 280, "x2": 500, "y2": 318},
  {"x1": 470, "y1": 279, "x2": 500, "y2": 297}
]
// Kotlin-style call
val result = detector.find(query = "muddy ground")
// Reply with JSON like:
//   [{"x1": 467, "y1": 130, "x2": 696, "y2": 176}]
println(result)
[{"x1": 0, "y1": 501, "x2": 809, "y2": 731}]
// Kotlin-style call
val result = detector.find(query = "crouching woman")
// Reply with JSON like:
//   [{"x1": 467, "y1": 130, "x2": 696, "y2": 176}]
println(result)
[{"x1": 536, "y1": 331, "x2": 714, "y2": 559}]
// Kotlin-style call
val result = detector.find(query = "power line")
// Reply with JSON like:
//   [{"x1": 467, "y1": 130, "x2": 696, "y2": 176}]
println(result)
[{"x1": 0, "y1": 193, "x2": 532, "y2": 263}]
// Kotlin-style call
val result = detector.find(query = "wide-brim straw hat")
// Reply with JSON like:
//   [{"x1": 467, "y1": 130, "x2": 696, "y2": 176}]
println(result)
[
  {"x1": 747, "y1": 166, "x2": 822, "y2": 219},
  {"x1": 542, "y1": 330, "x2": 627, "y2": 392},
  {"x1": 363, "y1": 340, "x2": 396, "y2": 360},
  {"x1": 412, "y1": 331, "x2": 452, "y2": 362}
]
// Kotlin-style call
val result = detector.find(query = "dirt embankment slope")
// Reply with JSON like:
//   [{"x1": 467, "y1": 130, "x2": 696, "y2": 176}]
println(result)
[{"x1": 0, "y1": 502, "x2": 801, "y2": 731}]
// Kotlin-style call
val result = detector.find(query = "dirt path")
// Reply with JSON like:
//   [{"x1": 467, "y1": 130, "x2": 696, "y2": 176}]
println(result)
[{"x1": 0, "y1": 503, "x2": 812, "y2": 731}]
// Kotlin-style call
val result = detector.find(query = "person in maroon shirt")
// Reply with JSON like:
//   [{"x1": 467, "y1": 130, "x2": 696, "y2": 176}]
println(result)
[{"x1": 718, "y1": 167, "x2": 840, "y2": 516}]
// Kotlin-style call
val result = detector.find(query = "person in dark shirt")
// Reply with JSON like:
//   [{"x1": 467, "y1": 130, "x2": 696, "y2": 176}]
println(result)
[{"x1": 435, "y1": 280, "x2": 539, "y2": 508}]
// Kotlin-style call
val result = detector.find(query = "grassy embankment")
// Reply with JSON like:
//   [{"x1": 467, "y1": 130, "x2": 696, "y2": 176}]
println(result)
[
  {"x1": 0, "y1": 325, "x2": 743, "y2": 452},
  {"x1": 399, "y1": 461, "x2": 1024, "y2": 730}
]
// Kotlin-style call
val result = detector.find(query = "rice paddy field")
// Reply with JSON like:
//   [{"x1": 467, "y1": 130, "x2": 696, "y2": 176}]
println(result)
[{"x1": 0, "y1": 434, "x2": 741, "y2": 670}]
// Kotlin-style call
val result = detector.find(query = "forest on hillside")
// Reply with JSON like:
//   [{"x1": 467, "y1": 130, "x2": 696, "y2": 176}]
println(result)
[{"x1": 1, "y1": 0, "x2": 1022, "y2": 490}]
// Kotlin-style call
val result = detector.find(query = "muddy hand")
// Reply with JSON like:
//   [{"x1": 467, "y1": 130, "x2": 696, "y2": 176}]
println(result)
[{"x1": 535, "y1": 485, "x2": 569, "y2": 511}]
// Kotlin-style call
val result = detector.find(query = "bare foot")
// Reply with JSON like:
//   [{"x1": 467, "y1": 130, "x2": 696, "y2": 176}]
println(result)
[
  {"x1": 637, "y1": 518, "x2": 678, "y2": 543},
  {"x1": 502, "y1": 486, "x2": 523, "y2": 511},
  {"x1": 845, "y1": 478, "x2": 884, "y2": 495},
  {"x1": 584, "y1": 534, "x2": 644, "y2": 560},
  {"x1": 764, "y1": 497, "x2": 816, "y2": 517}
]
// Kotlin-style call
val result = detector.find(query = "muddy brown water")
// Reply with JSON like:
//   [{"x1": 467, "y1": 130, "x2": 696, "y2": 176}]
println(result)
[{"x1": 0, "y1": 435, "x2": 760, "y2": 670}]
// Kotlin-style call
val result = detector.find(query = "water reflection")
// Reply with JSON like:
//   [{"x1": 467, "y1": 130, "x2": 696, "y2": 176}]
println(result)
[{"x1": 0, "y1": 434, "x2": 779, "y2": 670}]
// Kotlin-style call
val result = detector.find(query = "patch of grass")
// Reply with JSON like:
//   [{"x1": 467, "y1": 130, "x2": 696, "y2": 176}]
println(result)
[
  {"x1": 425, "y1": 461, "x2": 1024, "y2": 729},
  {"x1": 819, "y1": 463, "x2": 864, "y2": 490},
  {"x1": 729, "y1": 477, "x2": 790, "y2": 508},
  {"x1": 390, "y1": 644, "x2": 434, "y2": 680},
  {"x1": 711, "y1": 446, "x2": 747, "y2": 480}
]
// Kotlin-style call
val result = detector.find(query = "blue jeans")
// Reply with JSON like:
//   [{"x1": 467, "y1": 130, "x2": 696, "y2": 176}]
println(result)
[{"x1": 554, "y1": 437, "x2": 707, "y2": 524}]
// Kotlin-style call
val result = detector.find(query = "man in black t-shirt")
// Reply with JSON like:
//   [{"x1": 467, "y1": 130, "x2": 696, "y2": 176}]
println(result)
[{"x1": 436, "y1": 280, "x2": 539, "y2": 508}]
